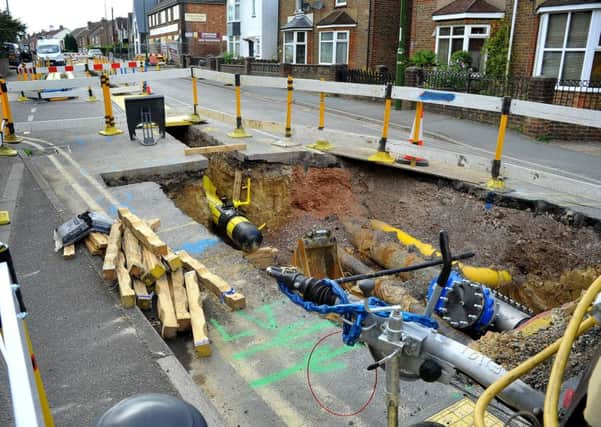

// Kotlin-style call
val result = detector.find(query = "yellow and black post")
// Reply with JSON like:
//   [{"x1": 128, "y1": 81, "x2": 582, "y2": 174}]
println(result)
[
  {"x1": 98, "y1": 73, "x2": 123, "y2": 136},
  {"x1": 487, "y1": 96, "x2": 511, "y2": 191},
  {"x1": 227, "y1": 74, "x2": 251, "y2": 138},
  {"x1": 0, "y1": 79, "x2": 23, "y2": 144},
  {"x1": 368, "y1": 83, "x2": 395, "y2": 163},
  {"x1": 308, "y1": 78, "x2": 333, "y2": 151},
  {"x1": 84, "y1": 64, "x2": 97, "y2": 102},
  {"x1": 285, "y1": 75, "x2": 293, "y2": 137},
  {"x1": 189, "y1": 71, "x2": 201, "y2": 123}
]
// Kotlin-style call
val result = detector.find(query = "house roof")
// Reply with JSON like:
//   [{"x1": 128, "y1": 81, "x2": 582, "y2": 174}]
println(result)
[
  {"x1": 538, "y1": 0, "x2": 600, "y2": 7},
  {"x1": 316, "y1": 11, "x2": 357, "y2": 27},
  {"x1": 71, "y1": 27, "x2": 88, "y2": 38},
  {"x1": 433, "y1": 0, "x2": 503, "y2": 16},
  {"x1": 281, "y1": 13, "x2": 313, "y2": 31}
]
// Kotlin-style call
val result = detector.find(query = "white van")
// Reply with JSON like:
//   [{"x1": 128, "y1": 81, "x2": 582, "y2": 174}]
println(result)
[{"x1": 36, "y1": 39, "x2": 65, "y2": 66}]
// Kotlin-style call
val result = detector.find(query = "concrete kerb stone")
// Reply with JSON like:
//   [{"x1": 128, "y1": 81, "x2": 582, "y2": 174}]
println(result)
[{"x1": 0, "y1": 162, "x2": 24, "y2": 244}]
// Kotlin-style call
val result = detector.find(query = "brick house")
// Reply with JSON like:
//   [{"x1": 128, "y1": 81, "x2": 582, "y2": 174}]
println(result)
[
  {"x1": 409, "y1": 0, "x2": 601, "y2": 81},
  {"x1": 147, "y1": 0, "x2": 226, "y2": 60},
  {"x1": 278, "y1": 0, "x2": 400, "y2": 71}
]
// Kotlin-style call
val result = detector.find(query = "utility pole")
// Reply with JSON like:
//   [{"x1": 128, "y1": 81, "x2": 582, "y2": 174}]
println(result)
[
  {"x1": 111, "y1": 6, "x2": 115, "y2": 58},
  {"x1": 394, "y1": 0, "x2": 407, "y2": 109}
]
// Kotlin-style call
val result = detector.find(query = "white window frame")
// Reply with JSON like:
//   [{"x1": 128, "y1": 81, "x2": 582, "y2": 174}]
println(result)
[
  {"x1": 228, "y1": 35, "x2": 240, "y2": 57},
  {"x1": 160, "y1": 10, "x2": 165, "y2": 24},
  {"x1": 534, "y1": 8, "x2": 601, "y2": 85},
  {"x1": 283, "y1": 31, "x2": 307, "y2": 64},
  {"x1": 335, "y1": 0, "x2": 347, "y2": 6},
  {"x1": 173, "y1": 6, "x2": 179, "y2": 20},
  {"x1": 435, "y1": 25, "x2": 490, "y2": 68},
  {"x1": 228, "y1": 0, "x2": 241, "y2": 22},
  {"x1": 318, "y1": 30, "x2": 349, "y2": 65}
]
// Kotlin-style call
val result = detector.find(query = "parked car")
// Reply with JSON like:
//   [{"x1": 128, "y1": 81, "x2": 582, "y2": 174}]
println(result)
[
  {"x1": 2, "y1": 43, "x2": 20, "y2": 67},
  {"x1": 87, "y1": 48, "x2": 103, "y2": 58}
]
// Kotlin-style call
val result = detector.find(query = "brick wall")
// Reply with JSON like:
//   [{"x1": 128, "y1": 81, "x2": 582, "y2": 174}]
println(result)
[
  {"x1": 409, "y1": 0, "x2": 439, "y2": 56},
  {"x1": 278, "y1": 0, "x2": 397, "y2": 70},
  {"x1": 369, "y1": 0, "x2": 400, "y2": 71},
  {"x1": 505, "y1": 0, "x2": 539, "y2": 76},
  {"x1": 185, "y1": 3, "x2": 226, "y2": 57}
]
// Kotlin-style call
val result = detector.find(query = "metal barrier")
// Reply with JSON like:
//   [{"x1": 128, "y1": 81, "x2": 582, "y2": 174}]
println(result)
[{"x1": 0, "y1": 243, "x2": 54, "y2": 427}]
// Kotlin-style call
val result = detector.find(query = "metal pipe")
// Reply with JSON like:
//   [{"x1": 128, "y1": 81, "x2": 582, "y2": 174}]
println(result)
[
  {"x1": 285, "y1": 75, "x2": 293, "y2": 137},
  {"x1": 505, "y1": 0, "x2": 518, "y2": 77},
  {"x1": 385, "y1": 311, "x2": 403, "y2": 427}
]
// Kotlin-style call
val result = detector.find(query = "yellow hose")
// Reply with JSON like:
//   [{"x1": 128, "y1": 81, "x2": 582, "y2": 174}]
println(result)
[
  {"x1": 544, "y1": 274, "x2": 601, "y2": 427},
  {"x1": 370, "y1": 219, "x2": 512, "y2": 287},
  {"x1": 474, "y1": 316, "x2": 597, "y2": 427}
]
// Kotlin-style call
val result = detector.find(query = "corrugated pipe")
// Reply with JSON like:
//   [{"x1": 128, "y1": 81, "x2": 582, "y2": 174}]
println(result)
[{"x1": 370, "y1": 219, "x2": 512, "y2": 288}]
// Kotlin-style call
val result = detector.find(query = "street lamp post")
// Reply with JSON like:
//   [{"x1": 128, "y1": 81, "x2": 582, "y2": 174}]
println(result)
[{"x1": 394, "y1": 0, "x2": 407, "y2": 109}]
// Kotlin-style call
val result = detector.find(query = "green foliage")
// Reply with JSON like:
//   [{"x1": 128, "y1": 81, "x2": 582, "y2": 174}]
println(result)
[
  {"x1": 222, "y1": 51, "x2": 235, "y2": 64},
  {"x1": 410, "y1": 50, "x2": 437, "y2": 67},
  {"x1": 484, "y1": 18, "x2": 509, "y2": 76},
  {"x1": 450, "y1": 50, "x2": 472, "y2": 69},
  {"x1": 63, "y1": 34, "x2": 78, "y2": 52},
  {"x1": 0, "y1": 11, "x2": 26, "y2": 47}
]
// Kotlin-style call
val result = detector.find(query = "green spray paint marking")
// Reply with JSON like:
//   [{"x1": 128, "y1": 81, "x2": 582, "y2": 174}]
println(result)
[
  {"x1": 209, "y1": 318, "x2": 255, "y2": 342},
  {"x1": 233, "y1": 319, "x2": 333, "y2": 360},
  {"x1": 236, "y1": 302, "x2": 280, "y2": 330},
  {"x1": 250, "y1": 343, "x2": 359, "y2": 388}
]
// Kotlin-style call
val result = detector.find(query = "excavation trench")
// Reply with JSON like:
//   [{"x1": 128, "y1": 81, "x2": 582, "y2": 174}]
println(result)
[{"x1": 160, "y1": 128, "x2": 601, "y2": 391}]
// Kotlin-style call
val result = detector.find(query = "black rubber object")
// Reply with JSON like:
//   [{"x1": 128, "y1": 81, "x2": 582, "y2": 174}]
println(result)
[
  {"x1": 94, "y1": 393, "x2": 208, "y2": 427},
  {"x1": 419, "y1": 359, "x2": 443, "y2": 383}
]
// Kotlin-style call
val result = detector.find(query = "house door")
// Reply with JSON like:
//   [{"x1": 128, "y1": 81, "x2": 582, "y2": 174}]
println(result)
[{"x1": 248, "y1": 40, "x2": 254, "y2": 58}]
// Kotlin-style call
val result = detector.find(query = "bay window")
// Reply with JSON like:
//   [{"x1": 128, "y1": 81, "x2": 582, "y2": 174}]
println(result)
[
  {"x1": 319, "y1": 31, "x2": 349, "y2": 65},
  {"x1": 435, "y1": 25, "x2": 489, "y2": 71},
  {"x1": 535, "y1": 8, "x2": 601, "y2": 81},
  {"x1": 284, "y1": 31, "x2": 306, "y2": 64}
]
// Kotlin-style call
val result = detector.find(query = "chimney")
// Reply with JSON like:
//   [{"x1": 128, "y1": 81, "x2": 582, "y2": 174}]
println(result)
[
  {"x1": 295, "y1": 0, "x2": 303, "y2": 13},
  {"x1": 59, "y1": 25, "x2": 63, "y2": 30}
]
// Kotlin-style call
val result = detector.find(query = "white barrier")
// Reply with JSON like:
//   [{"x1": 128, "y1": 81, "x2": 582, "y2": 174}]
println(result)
[{"x1": 391, "y1": 86, "x2": 503, "y2": 113}]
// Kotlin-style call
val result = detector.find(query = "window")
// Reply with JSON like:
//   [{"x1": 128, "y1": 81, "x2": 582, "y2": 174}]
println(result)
[
  {"x1": 228, "y1": 0, "x2": 240, "y2": 22},
  {"x1": 173, "y1": 6, "x2": 179, "y2": 20},
  {"x1": 535, "y1": 9, "x2": 601, "y2": 81},
  {"x1": 254, "y1": 37, "x2": 261, "y2": 58},
  {"x1": 436, "y1": 25, "x2": 489, "y2": 71},
  {"x1": 228, "y1": 35, "x2": 240, "y2": 57},
  {"x1": 166, "y1": 8, "x2": 171, "y2": 22},
  {"x1": 284, "y1": 31, "x2": 307, "y2": 64},
  {"x1": 252, "y1": 0, "x2": 256, "y2": 17},
  {"x1": 319, "y1": 31, "x2": 349, "y2": 64},
  {"x1": 335, "y1": 0, "x2": 347, "y2": 6},
  {"x1": 160, "y1": 10, "x2": 165, "y2": 24}
]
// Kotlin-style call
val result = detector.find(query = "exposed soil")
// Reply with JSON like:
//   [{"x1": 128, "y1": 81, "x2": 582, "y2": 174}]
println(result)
[{"x1": 165, "y1": 155, "x2": 601, "y2": 391}]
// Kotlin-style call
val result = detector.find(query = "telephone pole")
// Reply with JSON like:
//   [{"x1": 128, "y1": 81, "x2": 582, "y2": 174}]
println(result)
[{"x1": 394, "y1": 0, "x2": 408, "y2": 109}]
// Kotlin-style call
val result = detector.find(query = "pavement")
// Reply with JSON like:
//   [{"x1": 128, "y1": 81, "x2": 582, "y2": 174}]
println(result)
[{"x1": 1, "y1": 69, "x2": 599, "y2": 427}]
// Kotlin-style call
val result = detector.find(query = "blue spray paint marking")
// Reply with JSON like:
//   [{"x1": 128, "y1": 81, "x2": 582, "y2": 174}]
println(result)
[
  {"x1": 419, "y1": 91, "x2": 456, "y2": 102},
  {"x1": 485, "y1": 192, "x2": 495, "y2": 211},
  {"x1": 177, "y1": 238, "x2": 221, "y2": 255},
  {"x1": 75, "y1": 138, "x2": 86, "y2": 145}
]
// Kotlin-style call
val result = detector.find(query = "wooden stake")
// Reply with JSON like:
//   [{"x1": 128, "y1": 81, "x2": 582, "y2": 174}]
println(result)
[
  {"x1": 184, "y1": 271, "x2": 211, "y2": 357},
  {"x1": 177, "y1": 250, "x2": 246, "y2": 310},
  {"x1": 84, "y1": 236, "x2": 104, "y2": 256},
  {"x1": 116, "y1": 251, "x2": 136, "y2": 308},
  {"x1": 170, "y1": 269, "x2": 191, "y2": 331},
  {"x1": 141, "y1": 246, "x2": 166, "y2": 286},
  {"x1": 146, "y1": 218, "x2": 161, "y2": 231},
  {"x1": 88, "y1": 232, "x2": 109, "y2": 250},
  {"x1": 118, "y1": 207, "x2": 168, "y2": 256},
  {"x1": 63, "y1": 244, "x2": 75, "y2": 260},
  {"x1": 184, "y1": 143, "x2": 246, "y2": 156},
  {"x1": 122, "y1": 228, "x2": 145, "y2": 278},
  {"x1": 133, "y1": 279, "x2": 152, "y2": 310},
  {"x1": 102, "y1": 222, "x2": 122, "y2": 281},
  {"x1": 244, "y1": 247, "x2": 278, "y2": 269},
  {"x1": 163, "y1": 249, "x2": 182, "y2": 272},
  {"x1": 155, "y1": 276, "x2": 179, "y2": 339}
]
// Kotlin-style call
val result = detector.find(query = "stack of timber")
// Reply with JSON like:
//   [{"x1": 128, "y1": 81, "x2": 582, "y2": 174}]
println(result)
[{"x1": 89, "y1": 208, "x2": 246, "y2": 357}]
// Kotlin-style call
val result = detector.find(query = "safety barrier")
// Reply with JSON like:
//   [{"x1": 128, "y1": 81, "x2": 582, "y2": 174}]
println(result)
[
  {"x1": 0, "y1": 243, "x2": 54, "y2": 427},
  {"x1": 5, "y1": 66, "x2": 601, "y2": 190}
]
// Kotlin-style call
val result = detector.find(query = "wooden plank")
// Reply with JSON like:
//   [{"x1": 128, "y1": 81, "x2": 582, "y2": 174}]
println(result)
[
  {"x1": 184, "y1": 144, "x2": 247, "y2": 156},
  {"x1": 88, "y1": 232, "x2": 109, "y2": 250},
  {"x1": 102, "y1": 222, "x2": 122, "y2": 281},
  {"x1": 146, "y1": 218, "x2": 161, "y2": 231},
  {"x1": 170, "y1": 269, "x2": 191, "y2": 331},
  {"x1": 122, "y1": 228, "x2": 145, "y2": 278},
  {"x1": 141, "y1": 246, "x2": 166, "y2": 286},
  {"x1": 243, "y1": 246, "x2": 278, "y2": 269},
  {"x1": 118, "y1": 208, "x2": 168, "y2": 256},
  {"x1": 132, "y1": 279, "x2": 152, "y2": 310},
  {"x1": 84, "y1": 236, "x2": 104, "y2": 256},
  {"x1": 116, "y1": 252, "x2": 136, "y2": 308},
  {"x1": 63, "y1": 244, "x2": 75, "y2": 260},
  {"x1": 184, "y1": 271, "x2": 211, "y2": 357},
  {"x1": 155, "y1": 276, "x2": 179, "y2": 339},
  {"x1": 232, "y1": 169, "x2": 242, "y2": 201},
  {"x1": 163, "y1": 249, "x2": 182, "y2": 272},
  {"x1": 177, "y1": 250, "x2": 246, "y2": 310}
]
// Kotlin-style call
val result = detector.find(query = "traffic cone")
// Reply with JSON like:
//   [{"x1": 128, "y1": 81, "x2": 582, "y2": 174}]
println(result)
[{"x1": 398, "y1": 102, "x2": 429, "y2": 167}]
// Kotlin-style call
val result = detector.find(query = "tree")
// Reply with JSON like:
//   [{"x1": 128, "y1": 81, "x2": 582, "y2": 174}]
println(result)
[
  {"x1": 0, "y1": 11, "x2": 26, "y2": 45},
  {"x1": 484, "y1": 18, "x2": 509, "y2": 76},
  {"x1": 64, "y1": 33, "x2": 78, "y2": 52}
]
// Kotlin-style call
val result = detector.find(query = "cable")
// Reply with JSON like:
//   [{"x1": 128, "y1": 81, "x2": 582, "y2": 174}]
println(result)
[
  {"x1": 306, "y1": 331, "x2": 378, "y2": 417},
  {"x1": 544, "y1": 274, "x2": 601, "y2": 427},
  {"x1": 503, "y1": 411, "x2": 541, "y2": 427},
  {"x1": 473, "y1": 316, "x2": 597, "y2": 427}
]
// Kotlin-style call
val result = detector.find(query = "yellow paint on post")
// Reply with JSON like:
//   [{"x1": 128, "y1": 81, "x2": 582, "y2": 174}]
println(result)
[
  {"x1": 285, "y1": 75, "x2": 293, "y2": 138},
  {"x1": 494, "y1": 114, "x2": 508, "y2": 161},
  {"x1": 412, "y1": 102, "x2": 423, "y2": 143},
  {"x1": 0, "y1": 79, "x2": 23, "y2": 144},
  {"x1": 98, "y1": 73, "x2": 123, "y2": 136}
]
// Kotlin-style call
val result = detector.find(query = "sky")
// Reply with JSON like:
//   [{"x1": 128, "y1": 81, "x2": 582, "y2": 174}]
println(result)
[{"x1": 10, "y1": 0, "x2": 132, "y2": 34}]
